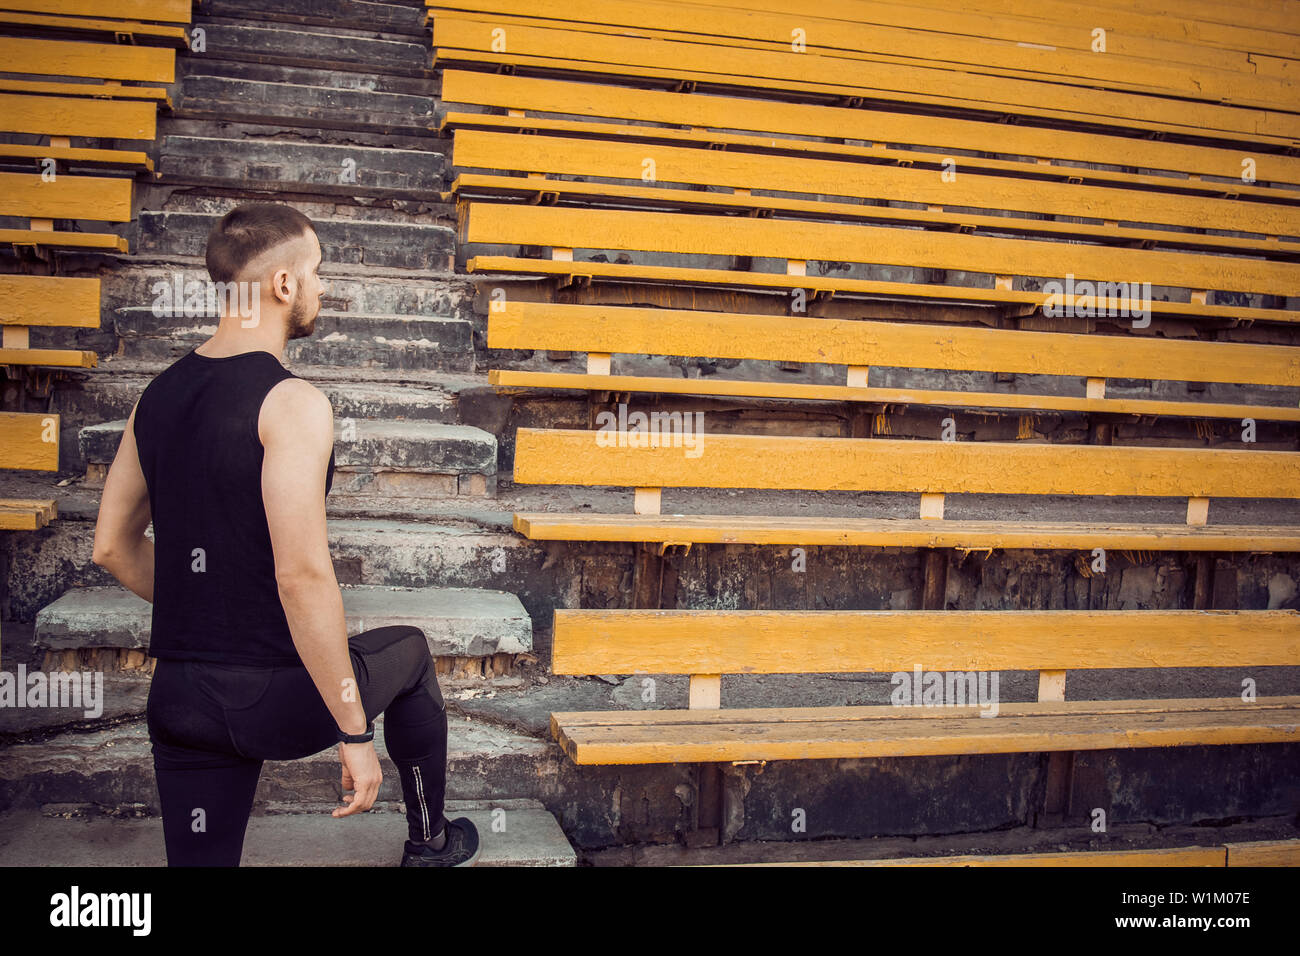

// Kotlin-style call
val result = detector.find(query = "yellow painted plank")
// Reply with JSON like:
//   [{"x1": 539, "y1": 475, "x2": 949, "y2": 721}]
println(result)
[
  {"x1": 453, "y1": 132, "x2": 1300, "y2": 238},
  {"x1": 469, "y1": 255, "x2": 1300, "y2": 325},
  {"x1": 0, "y1": 497, "x2": 55, "y2": 519},
  {"x1": 488, "y1": 302, "x2": 1300, "y2": 388},
  {"x1": 0, "y1": 172, "x2": 131, "y2": 222},
  {"x1": 0, "y1": 92, "x2": 156, "y2": 140},
  {"x1": 0, "y1": 506, "x2": 49, "y2": 531},
  {"x1": 1224, "y1": 840, "x2": 1300, "y2": 866},
  {"x1": 452, "y1": 170, "x2": 1294, "y2": 256},
  {"x1": 0, "y1": 0, "x2": 193, "y2": 23},
  {"x1": 721, "y1": 846, "x2": 1229, "y2": 866},
  {"x1": 428, "y1": 3, "x2": 1295, "y2": 109},
  {"x1": 442, "y1": 103, "x2": 1300, "y2": 204},
  {"x1": 464, "y1": 204, "x2": 1300, "y2": 297},
  {"x1": 550, "y1": 608, "x2": 1300, "y2": 675},
  {"x1": 490, "y1": 369, "x2": 1300, "y2": 423},
  {"x1": 512, "y1": 429, "x2": 1300, "y2": 498},
  {"x1": 553, "y1": 697, "x2": 1300, "y2": 728},
  {"x1": 0, "y1": 275, "x2": 99, "y2": 328},
  {"x1": 0, "y1": 412, "x2": 60, "y2": 471},
  {"x1": 552, "y1": 699, "x2": 1300, "y2": 763},
  {"x1": 0, "y1": 36, "x2": 175, "y2": 84},
  {"x1": 0, "y1": 143, "x2": 152, "y2": 171},
  {"x1": 511, "y1": 513, "x2": 1300, "y2": 551},
  {"x1": 0, "y1": 79, "x2": 169, "y2": 103},
  {"x1": 432, "y1": 18, "x2": 1300, "y2": 141},
  {"x1": 0, "y1": 347, "x2": 98, "y2": 367},
  {"x1": 681, "y1": 0, "x2": 1300, "y2": 59},
  {"x1": 427, "y1": 0, "x2": 1273, "y2": 73},
  {"x1": 0, "y1": 12, "x2": 190, "y2": 44}
]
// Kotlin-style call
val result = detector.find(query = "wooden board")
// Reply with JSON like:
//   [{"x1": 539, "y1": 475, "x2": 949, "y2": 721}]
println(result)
[
  {"x1": 490, "y1": 369, "x2": 1300, "y2": 423},
  {"x1": 0, "y1": 0, "x2": 193, "y2": 23},
  {"x1": 0, "y1": 275, "x2": 100, "y2": 328},
  {"x1": 512, "y1": 513, "x2": 1300, "y2": 551},
  {"x1": 0, "y1": 412, "x2": 60, "y2": 470},
  {"x1": 513, "y1": 428, "x2": 1300, "y2": 498},
  {"x1": 432, "y1": 18, "x2": 1300, "y2": 141},
  {"x1": 0, "y1": 36, "x2": 175, "y2": 84},
  {"x1": 487, "y1": 302, "x2": 1300, "y2": 387},
  {"x1": 462, "y1": 204, "x2": 1300, "y2": 298},
  {"x1": 0, "y1": 347, "x2": 99, "y2": 367},
  {"x1": 551, "y1": 696, "x2": 1300, "y2": 763},
  {"x1": 550, "y1": 608, "x2": 1300, "y2": 675},
  {"x1": 0, "y1": 171, "x2": 132, "y2": 222},
  {"x1": 470, "y1": 255, "x2": 1300, "y2": 325},
  {"x1": 440, "y1": 72, "x2": 1300, "y2": 189},
  {"x1": 0, "y1": 92, "x2": 157, "y2": 140}
]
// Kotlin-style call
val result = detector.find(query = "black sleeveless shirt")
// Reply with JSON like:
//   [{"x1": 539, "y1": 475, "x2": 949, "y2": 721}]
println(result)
[{"x1": 133, "y1": 348, "x2": 335, "y2": 665}]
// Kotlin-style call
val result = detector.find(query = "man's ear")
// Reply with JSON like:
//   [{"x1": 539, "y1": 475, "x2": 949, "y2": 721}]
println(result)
[{"x1": 271, "y1": 265, "x2": 295, "y2": 305}]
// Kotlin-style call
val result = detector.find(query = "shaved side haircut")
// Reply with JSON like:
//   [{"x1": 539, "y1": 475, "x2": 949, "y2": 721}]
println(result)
[{"x1": 205, "y1": 204, "x2": 317, "y2": 284}]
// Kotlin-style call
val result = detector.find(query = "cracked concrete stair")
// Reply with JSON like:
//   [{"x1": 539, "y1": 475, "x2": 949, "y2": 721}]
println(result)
[
  {"x1": 32, "y1": 584, "x2": 532, "y2": 659},
  {"x1": 80, "y1": 418, "x2": 498, "y2": 498},
  {"x1": 0, "y1": 800, "x2": 576, "y2": 866},
  {"x1": 0, "y1": 718, "x2": 575, "y2": 866},
  {"x1": 113, "y1": 307, "x2": 474, "y2": 372}
]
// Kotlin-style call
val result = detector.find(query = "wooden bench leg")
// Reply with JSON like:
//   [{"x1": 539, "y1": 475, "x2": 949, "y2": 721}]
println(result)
[
  {"x1": 921, "y1": 549, "x2": 947, "y2": 610},
  {"x1": 1036, "y1": 751, "x2": 1076, "y2": 828},
  {"x1": 686, "y1": 762, "x2": 724, "y2": 848}
]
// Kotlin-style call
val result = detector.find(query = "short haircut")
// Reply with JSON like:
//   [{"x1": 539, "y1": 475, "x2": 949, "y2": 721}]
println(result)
[{"x1": 205, "y1": 204, "x2": 317, "y2": 284}]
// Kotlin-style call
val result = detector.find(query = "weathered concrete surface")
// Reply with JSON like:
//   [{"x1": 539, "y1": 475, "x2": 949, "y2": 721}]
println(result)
[
  {"x1": 79, "y1": 419, "x2": 497, "y2": 480},
  {"x1": 33, "y1": 584, "x2": 532, "y2": 657},
  {"x1": 114, "y1": 308, "x2": 474, "y2": 371},
  {"x1": 136, "y1": 211, "x2": 453, "y2": 271},
  {"x1": 0, "y1": 800, "x2": 577, "y2": 867}
]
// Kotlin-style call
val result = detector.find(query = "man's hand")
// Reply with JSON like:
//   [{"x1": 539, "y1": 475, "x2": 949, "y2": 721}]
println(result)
[{"x1": 333, "y1": 740, "x2": 382, "y2": 818}]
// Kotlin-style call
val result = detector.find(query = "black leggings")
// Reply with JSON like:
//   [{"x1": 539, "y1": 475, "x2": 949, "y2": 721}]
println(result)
[{"x1": 145, "y1": 625, "x2": 448, "y2": 866}]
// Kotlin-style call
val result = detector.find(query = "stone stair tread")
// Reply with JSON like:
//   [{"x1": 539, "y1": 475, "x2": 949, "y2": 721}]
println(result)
[
  {"x1": 0, "y1": 802, "x2": 577, "y2": 866},
  {"x1": 33, "y1": 584, "x2": 532, "y2": 656},
  {"x1": 84, "y1": 358, "x2": 486, "y2": 390}
]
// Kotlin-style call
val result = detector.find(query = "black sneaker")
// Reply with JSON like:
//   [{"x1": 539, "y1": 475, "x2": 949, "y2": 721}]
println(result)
[{"x1": 399, "y1": 817, "x2": 481, "y2": 867}]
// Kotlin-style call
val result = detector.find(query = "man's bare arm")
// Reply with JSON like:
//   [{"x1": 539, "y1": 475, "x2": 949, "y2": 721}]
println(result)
[
  {"x1": 260, "y1": 378, "x2": 367, "y2": 735},
  {"x1": 92, "y1": 401, "x2": 155, "y2": 602}
]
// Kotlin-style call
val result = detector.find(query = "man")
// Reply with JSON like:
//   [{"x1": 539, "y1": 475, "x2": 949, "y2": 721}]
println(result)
[{"x1": 91, "y1": 203, "x2": 479, "y2": 866}]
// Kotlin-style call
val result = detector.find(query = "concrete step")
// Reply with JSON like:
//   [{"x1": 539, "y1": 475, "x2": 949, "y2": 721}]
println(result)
[
  {"x1": 135, "y1": 210, "x2": 454, "y2": 272},
  {"x1": 80, "y1": 418, "x2": 497, "y2": 497},
  {"x1": 0, "y1": 800, "x2": 577, "y2": 866},
  {"x1": 32, "y1": 584, "x2": 532, "y2": 656},
  {"x1": 195, "y1": 0, "x2": 430, "y2": 37},
  {"x1": 175, "y1": 74, "x2": 437, "y2": 136},
  {"x1": 185, "y1": 21, "x2": 432, "y2": 76},
  {"x1": 114, "y1": 309, "x2": 474, "y2": 372},
  {"x1": 0, "y1": 714, "x2": 560, "y2": 813},
  {"x1": 100, "y1": 264, "x2": 476, "y2": 320},
  {"x1": 157, "y1": 135, "x2": 446, "y2": 199}
]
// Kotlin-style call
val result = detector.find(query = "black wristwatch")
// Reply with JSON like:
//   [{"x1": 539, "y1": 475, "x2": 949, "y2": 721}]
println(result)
[{"x1": 337, "y1": 720, "x2": 374, "y2": 744}]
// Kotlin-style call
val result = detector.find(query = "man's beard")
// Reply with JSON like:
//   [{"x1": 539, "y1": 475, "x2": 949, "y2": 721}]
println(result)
[{"x1": 286, "y1": 288, "x2": 317, "y2": 340}]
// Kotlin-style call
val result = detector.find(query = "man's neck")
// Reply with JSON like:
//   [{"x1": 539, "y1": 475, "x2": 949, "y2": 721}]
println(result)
[{"x1": 195, "y1": 314, "x2": 287, "y2": 359}]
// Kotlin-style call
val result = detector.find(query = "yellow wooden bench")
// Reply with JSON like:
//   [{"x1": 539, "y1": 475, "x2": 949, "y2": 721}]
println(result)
[
  {"x1": 429, "y1": 15, "x2": 1299, "y2": 142},
  {"x1": 452, "y1": 129, "x2": 1297, "y2": 259},
  {"x1": 0, "y1": 170, "x2": 132, "y2": 253},
  {"x1": 0, "y1": 0, "x2": 193, "y2": 23},
  {"x1": 508, "y1": 423, "x2": 1300, "y2": 549},
  {"x1": 0, "y1": 275, "x2": 100, "y2": 369},
  {"x1": 428, "y1": 1, "x2": 1296, "y2": 110},
  {"x1": 549, "y1": 607, "x2": 1300, "y2": 764},
  {"x1": 486, "y1": 300, "x2": 1300, "y2": 423},
  {"x1": 460, "y1": 201, "x2": 1299, "y2": 325},
  {"x1": 0, "y1": 410, "x2": 62, "y2": 532},
  {"x1": 0, "y1": 36, "x2": 175, "y2": 85},
  {"x1": 0, "y1": 93, "x2": 156, "y2": 171},
  {"x1": 439, "y1": 72, "x2": 1300, "y2": 201},
  {"x1": 701, "y1": 838, "x2": 1300, "y2": 867},
  {"x1": 0, "y1": 12, "x2": 190, "y2": 46}
]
